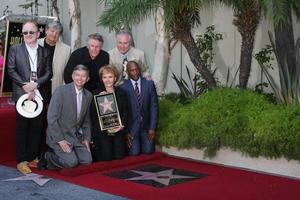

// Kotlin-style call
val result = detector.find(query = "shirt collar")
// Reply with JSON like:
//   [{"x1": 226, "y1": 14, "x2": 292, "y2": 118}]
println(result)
[
  {"x1": 74, "y1": 85, "x2": 83, "y2": 94},
  {"x1": 130, "y1": 78, "x2": 141, "y2": 86},
  {"x1": 25, "y1": 43, "x2": 38, "y2": 51}
]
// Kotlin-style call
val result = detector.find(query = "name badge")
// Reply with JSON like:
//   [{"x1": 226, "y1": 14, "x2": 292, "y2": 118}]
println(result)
[{"x1": 31, "y1": 71, "x2": 37, "y2": 82}]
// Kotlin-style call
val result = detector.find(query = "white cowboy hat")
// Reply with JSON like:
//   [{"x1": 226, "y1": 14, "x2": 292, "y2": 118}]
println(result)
[{"x1": 16, "y1": 94, "x2": 43, "y2": 118}]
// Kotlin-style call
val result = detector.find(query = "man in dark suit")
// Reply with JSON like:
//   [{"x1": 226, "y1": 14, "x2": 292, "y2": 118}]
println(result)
[
  {"x1": 63, "y1": 33, "x2": 109, "y2": 92},
  {"x1": 38, "y1": 65, "x2": 92, "y2": 170},
  {"x1": 7, "y1": 20, "x2": 52, "y2": 174},
  {"x1": 121, "y1": 61, "x2": 158, "y2": 155}
]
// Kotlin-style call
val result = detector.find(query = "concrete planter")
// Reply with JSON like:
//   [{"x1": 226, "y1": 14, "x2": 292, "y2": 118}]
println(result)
[{"x1": 161, "y1": 146, "x2": 300, "y2": 179}]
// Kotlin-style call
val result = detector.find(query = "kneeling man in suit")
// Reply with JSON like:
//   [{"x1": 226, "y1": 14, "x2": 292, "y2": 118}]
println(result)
[
  {"x1": 121, "y1": 61, "x2": 158, "y2": 155},
  {"x1": 38, "y1": 64, "x2": 93, "y2": 169}
]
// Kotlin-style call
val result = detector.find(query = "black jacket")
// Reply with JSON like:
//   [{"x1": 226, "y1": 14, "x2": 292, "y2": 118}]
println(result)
[{"x1": 63, "y1": 47, "x2": 109, "y2": 92}]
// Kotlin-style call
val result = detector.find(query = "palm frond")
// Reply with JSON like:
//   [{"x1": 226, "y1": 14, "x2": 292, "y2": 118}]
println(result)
[
  {"x1": 274, "y1": 0, "x2": 291, "y2": 28},
  {"x1": 97, "y1": 0, "x2": 160, "y2": 31}
]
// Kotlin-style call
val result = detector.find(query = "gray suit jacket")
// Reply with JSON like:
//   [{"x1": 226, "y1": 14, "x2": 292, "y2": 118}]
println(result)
[
  {"x1": 46, "y1": 82, "x2": 92, "y2": 146},
  {"x1": 7, "y1": 43, "x2": 52, "y2": 102},
  {"x1": 38, "y1": 38, "x2": 71, "y2": 93}
]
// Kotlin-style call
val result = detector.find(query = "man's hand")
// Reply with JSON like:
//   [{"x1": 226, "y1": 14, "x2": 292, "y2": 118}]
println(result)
[
  {"x1": 127, "y1": 133, "x2": 133, "y2": 148},
  {"x1": 58, "y1": 140, "x2": 71, "y2": 153},
  {"x1": 82, "y1": 140, "x2": 90, "y2": 152},
  {"x1": 147, "y1": 130, "x2": 155, "y2": 141},
  {"x1": 22, "y1": 82, "x2": 37, "y2": 93},
  {"x1": 27, "y1": 91, "x2": 36, "y2": 100}
]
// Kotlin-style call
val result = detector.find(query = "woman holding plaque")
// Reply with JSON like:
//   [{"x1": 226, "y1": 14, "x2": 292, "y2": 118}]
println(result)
[{"x1": 90, "y1": 64, "x2": 128, "y2": 161}]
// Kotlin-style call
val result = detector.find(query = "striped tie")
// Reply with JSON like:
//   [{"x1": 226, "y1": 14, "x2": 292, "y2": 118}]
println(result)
[{"x1": 135, "y1": 82, "x2": 141, "y2": 107}]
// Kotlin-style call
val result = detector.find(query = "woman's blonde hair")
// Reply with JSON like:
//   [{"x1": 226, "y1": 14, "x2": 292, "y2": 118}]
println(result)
[{"x1": 98, "y1": 64, "x2": 119, "y2": 83}]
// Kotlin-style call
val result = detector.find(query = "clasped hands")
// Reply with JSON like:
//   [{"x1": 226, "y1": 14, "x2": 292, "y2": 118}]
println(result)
[
  {"x1": 22, "y1": 82, "x2": 38, "y2": 100},
  {"x1": 107, "y1": 125, "x2": 124, "y2": 134}
]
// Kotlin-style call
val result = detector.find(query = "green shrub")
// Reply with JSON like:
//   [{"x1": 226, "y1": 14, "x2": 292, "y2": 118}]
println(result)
[{"x1": 158, "y1": 87, "x2": 300, "y2": 160}]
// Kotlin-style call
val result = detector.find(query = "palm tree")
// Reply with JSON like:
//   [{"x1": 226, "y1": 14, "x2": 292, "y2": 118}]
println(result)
[
  {"x1": 219, "y1": 0, "x2": 260, "y2": 88},
  {"x1": 97, "y1": 0, "x2": 217, "y2": 88}
]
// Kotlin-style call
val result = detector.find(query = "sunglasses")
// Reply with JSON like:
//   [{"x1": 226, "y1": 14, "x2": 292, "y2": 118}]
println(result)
[{"x1": 22, "y1": 31, "x2": 36, "y2": 35}]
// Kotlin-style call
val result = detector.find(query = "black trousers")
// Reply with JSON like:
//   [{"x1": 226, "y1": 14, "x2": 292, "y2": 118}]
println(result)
[
  {"x1": 15, "y1": 108, "x2": 45, "y2": 163},
  {"x1": 92, "y1": 132, "x2": 126, "y2": 162}
]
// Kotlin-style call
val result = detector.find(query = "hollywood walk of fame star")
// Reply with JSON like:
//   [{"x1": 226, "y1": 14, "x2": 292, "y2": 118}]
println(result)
[
  {"x1": 39, "y1": 27, "x2": 44, "y2": 33},
  {"x1": 126, "y1": 169, "x2": 196, "y2": 186},
  {"x1": 3, "y1": 173, "x2": 51, "y2": 186},
  {"x1": 100, "y1": 97, "x2": 114, "y2": 114}
]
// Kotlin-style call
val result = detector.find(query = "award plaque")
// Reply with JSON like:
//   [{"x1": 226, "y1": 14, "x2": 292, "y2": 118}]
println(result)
[{"x1": 94, "y1": 92, "x2": 122, "y2": 131}]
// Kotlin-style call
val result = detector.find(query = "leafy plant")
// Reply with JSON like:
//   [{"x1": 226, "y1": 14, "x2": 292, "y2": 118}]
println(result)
[
  {"x1": 257, "y1": 31, "x2": 300, "y2": 105},
  {"x1": 158, "y1": 87, "x2": 300, "y2": 160},
  {"x1": 195, "y1": 25, "x2": 223, "y2": 70}
]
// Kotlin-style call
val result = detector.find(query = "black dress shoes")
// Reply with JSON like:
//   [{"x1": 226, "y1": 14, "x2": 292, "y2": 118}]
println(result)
[{"x1": 37, "y1": 151, "x2": 48, "y2": 170}]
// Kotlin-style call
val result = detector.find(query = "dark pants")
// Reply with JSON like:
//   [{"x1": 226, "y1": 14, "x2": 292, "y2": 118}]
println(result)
[
  {"x1": 15, "y1": 108, "x2": 45, "y2": 163},
  {"x1": 92, "y1": 132, "x2": 126, "y2": 161}
]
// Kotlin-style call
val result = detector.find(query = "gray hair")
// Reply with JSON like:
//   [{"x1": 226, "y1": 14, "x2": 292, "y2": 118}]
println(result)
[
  {"x1": 73, "y1": 64, "x2": 89, "y2": 74},
  {"x1": 87, "y1": 33, "x2": 104, "y2": 43},
  {"x1": 116, "y1": 31, "x2": 132, "y2": 43},
  {"x1": 46, "y1": 21, "x2": 63, "y2": 34}
]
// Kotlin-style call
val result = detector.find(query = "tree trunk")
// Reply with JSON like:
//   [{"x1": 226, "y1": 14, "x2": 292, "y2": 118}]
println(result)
[
  {"x1": 238, "y1": 32, "x2": 256, "y2": 88},
  {"x1": 180, "y1": 32, "x2": 217, "y2": 88},
  {"x1": 234, "y1": 0, "x2": 260, "y2": 88},
  {"x1": 69, "y1": 0, "x2": 81, "y2": 51},
  {"x1": 152, "y1": 7, "x2": 171, "y2": 95},
  {"x1": 274, "y1": 8, "x2": 296, "y2": 76},
  {"x1": 51, "y1": 0, "x2": 60, "y2": 21}
]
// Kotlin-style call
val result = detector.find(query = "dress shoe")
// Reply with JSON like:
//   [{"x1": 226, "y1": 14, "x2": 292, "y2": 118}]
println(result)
[
  {"x1": 37, "y1": 151, "x2": 48, "y2": 170},
  {"x1": 17, "y1": 161, "x2": 32, "y2": 174}
]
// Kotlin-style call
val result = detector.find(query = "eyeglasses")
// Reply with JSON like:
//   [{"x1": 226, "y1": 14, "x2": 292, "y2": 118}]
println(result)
[{"x1": 22, "y1": 31, "x2": 36, "y2": 35}]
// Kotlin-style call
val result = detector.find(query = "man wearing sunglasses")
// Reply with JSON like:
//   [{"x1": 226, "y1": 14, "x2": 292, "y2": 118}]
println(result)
[{"x1": 7, "y1": 20, "x2": 52, "y2": 174}]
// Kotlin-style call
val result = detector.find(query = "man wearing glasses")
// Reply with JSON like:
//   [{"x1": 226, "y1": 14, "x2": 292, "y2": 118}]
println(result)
[{"x1": 7, "y1": 20, "x2": 52, "y2": 174}]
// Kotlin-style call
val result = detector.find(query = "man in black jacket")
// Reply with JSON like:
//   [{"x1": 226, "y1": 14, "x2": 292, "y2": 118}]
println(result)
[{"x1": 63, "y1": 33, "x2": 109, "y2": 92}]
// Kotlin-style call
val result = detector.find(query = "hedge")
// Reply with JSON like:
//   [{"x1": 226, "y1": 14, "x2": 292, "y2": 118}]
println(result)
[{"x1": 157, "y1": 87, "x2": 300, "y2": 160}]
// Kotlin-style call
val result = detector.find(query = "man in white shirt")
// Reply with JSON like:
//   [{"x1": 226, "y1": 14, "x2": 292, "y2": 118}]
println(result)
[{"x1": 7, "y1": 20, "x2": 52, "y2": 174}]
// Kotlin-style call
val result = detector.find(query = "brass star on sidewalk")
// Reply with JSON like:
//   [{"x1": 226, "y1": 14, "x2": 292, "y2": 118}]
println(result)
[
  {"x1": 4, "y1": 173, "x2": 51, "y2": 186},
  {"x1": 100, "y1": 97, "x2": 114, "y2": 114},
  {"x1": 126, "y1": 169, "x2": 196, "y2": 186}
]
